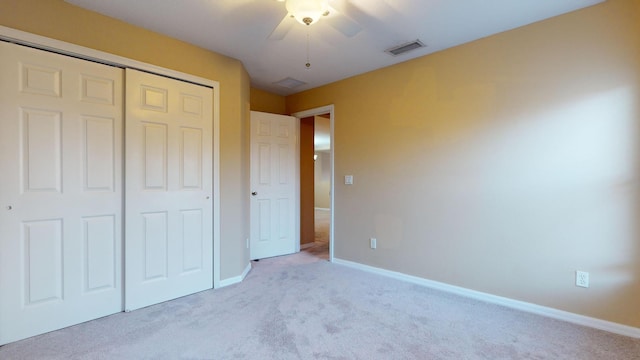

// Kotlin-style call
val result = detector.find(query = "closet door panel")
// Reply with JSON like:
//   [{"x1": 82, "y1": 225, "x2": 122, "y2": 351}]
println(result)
[
  {"x1": 0, "y1": 41, "x2": 124, "y2": 345},
  {"x1": 125, "y1": 69, "x2": 213, "y2": 311}
]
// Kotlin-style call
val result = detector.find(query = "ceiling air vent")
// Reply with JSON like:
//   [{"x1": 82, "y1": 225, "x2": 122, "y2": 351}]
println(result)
[
  {"x1": 273, "y1": 77, "x2": 307, "y2": 89},
  {"x1": 385, "y1": 40, "x2": 426, "y2": 56}
]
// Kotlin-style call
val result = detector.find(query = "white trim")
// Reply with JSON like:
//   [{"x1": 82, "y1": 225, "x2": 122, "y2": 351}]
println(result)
[
  {"x1": 333, "y1": 258, "x2": 640, "y2": 339},
  {"x1": 314, "y1": 207, "x2": 330, "y2": 211},
  {"x1": 292, "y1": 105, "x2": 335, "y2": 262},
  {"x1": 218, "y1": 263, "x2": 252, "y2": 288},
  {"x1": 212, "y1": 86, "x2": 221, "y2": 289},
  {"x1": 295, "y1": 117, "x2": 301, "y2": 253},
  {"x1": 0, "y1": 25, "x2": 222, "y2": 290}
]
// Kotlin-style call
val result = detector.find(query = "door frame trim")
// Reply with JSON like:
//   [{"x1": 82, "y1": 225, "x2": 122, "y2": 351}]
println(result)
[
  {"x1": 0, "y1": 25, "x2": 222, "y2": 288},
  {"x1": 291, "y1": 105, "x2": 335, "y2": 261}
]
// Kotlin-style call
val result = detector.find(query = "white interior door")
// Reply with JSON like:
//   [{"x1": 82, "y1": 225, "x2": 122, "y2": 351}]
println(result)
[
  {"x1": 250, "y1": 111, "x2": 298, "y2": 260},
  {"x1": 0, "y1": 41, "x2": 124, "y2": 345},
  {"x1": 125, "y1": 69, "x2": 213, "y2": 311}
]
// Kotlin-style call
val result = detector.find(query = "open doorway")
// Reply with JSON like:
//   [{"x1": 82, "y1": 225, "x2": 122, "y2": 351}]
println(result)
[
  {"x1": 294, "y1": 105, "x2": 334, "y2": 262},
  {"x1": 300, "y1": 115, "x2": 330, "y2": 260},
  {"x1": 313, "y1": 115, "x2": 331, "y2": 260}
]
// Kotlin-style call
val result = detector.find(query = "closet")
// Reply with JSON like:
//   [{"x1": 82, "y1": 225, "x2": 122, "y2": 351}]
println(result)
[
  {"x1": 0, "y1": 41, "x2": 214, "y2": 344},
  {"x1": 125, "y1": 69, "x2": 213, "y2": 311}
]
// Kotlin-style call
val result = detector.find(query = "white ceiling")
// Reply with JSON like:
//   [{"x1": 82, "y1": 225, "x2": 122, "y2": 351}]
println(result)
[{"x1": 65, "y1": 0, "x2": 604, "y2": 96}]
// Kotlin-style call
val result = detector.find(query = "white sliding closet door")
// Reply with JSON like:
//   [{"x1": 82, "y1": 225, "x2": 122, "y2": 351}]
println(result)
[
  {"x1": 125, "y1": 69, "x2": 213, "y2": 311},
  {"x1": 0, "y1": 41, "x2": 124, "y2": 345}
]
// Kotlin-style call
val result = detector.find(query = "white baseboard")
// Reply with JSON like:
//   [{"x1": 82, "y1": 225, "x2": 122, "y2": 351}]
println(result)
[
  {"x1": 332, "y1": 258, "x2": 640, "y2": 339},
  {"x1": 218, "y1": 262, "x2": 252, "y2": 288},
  {"x1": 314, "y1": 207, "x2": 330, "y2": 211}
]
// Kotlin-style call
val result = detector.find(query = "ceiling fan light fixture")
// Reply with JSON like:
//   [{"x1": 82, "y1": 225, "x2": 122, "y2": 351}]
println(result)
[{"x1": 285, "y1": 0, "x2": 329, "y2": 26}]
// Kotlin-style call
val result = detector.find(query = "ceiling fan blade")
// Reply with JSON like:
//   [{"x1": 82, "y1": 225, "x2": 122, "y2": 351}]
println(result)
[
  {"x1": 325, "y1": 12, "x2": 363, "y2": 37},
  {"x1": 268, "y1": 14, "x2": 295, "y2": 40}
]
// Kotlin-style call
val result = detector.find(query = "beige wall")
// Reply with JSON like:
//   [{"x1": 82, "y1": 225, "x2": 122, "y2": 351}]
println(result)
[
  {"x1": 0, "y1": 0, "x2": 250, "y2": 280},
  {"x1": 314, "y1": 152, "x2": 331, "y2": 209},
  {"x1": 250, "y1": 87, "x2": 287, "y2": 115},
  {"x1": 287, "y1": 0, "x2": 640, "y2": 327}
]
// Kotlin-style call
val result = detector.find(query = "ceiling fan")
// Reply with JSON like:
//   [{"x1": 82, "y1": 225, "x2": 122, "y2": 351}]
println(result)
[{"x1": 270, "y1": 0, "x2": 364, "y2": 40}]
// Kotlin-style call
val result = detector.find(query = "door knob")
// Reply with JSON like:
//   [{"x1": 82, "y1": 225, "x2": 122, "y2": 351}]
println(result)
[{"x1": 251, "y1": 191, "x2": 258, "y2": 196}]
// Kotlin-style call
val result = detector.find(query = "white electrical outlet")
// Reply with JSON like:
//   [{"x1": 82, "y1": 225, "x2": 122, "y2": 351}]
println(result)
[
  {"x1": 370, "y1": 238, "x2": 377, "y2": 249},
  {"x1": 576, "y1": 271, "x2": 589, "y2": 288},
  {"x1": 246, "y1": 238, "x2": 249, "y2": 249}
]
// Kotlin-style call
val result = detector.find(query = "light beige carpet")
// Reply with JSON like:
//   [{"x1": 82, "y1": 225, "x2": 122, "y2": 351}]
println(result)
[{"x1": 1, "y1": 244, "x2": 639, "y2": 359}]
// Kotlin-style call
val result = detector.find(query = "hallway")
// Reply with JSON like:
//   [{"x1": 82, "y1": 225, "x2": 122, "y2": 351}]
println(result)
[{"x1": 302, "y1": 209, "x2": 329, "y2": 260}]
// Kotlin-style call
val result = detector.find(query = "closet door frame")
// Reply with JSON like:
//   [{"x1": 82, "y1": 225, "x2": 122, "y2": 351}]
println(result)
[{"x1": 0, "y1": 25, "x2": 222, "y2": 289}]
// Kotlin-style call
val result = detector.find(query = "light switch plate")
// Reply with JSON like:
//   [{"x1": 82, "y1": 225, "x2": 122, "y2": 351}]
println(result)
[{"x1": 345, "y1": 175, "x2": 353, "y2": 185}]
